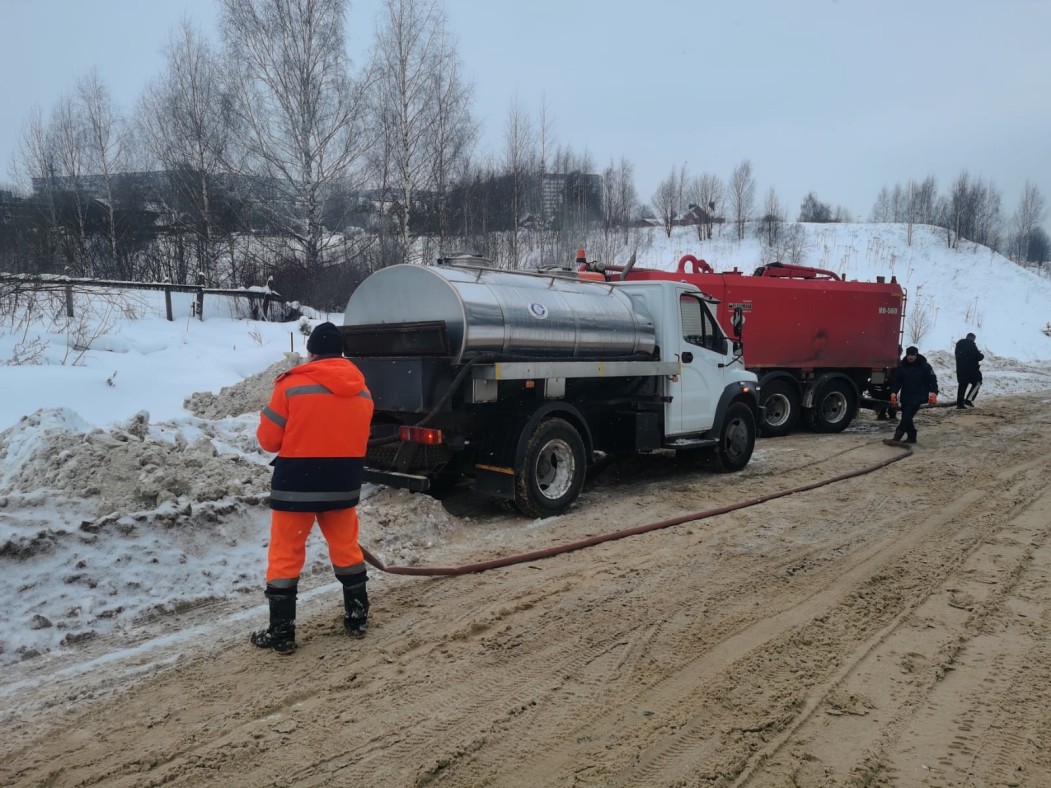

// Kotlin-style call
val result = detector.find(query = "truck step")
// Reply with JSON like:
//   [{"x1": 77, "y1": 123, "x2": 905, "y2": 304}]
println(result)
[{"x1": 664, "y1": 437, "x2": 718, "y2": 450}]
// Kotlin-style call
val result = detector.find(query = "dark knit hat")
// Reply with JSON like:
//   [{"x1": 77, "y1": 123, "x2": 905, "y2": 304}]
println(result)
[
  {"x1": 905, "y1": 345, "x2": 919, "y2": 356},
  {"x1": 307, "y1": 322, "x2": 344, "y2": 356}
]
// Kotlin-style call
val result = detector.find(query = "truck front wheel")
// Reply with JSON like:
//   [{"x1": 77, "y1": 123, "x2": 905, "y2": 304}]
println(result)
[
  {"x1": 711, "y1": 402, "x2": 756, "y2": 472},
  {"x1": 759, "y1": 379, "x2": 800, "y2": 437},
  {"x1": 514, "y1": 418, "x2": 587, "y2": 518}
]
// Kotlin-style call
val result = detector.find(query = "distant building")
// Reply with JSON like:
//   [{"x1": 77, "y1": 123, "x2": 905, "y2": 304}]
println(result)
[
  {"x1": 540, "y1": 172, "x2": 602, "y2": 218},
  {"x1": 675, "y1": 203, "x2": 724, "y2": 228}
]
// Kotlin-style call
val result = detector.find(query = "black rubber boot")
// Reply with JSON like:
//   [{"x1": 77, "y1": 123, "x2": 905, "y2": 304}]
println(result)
[
  {"x1": 883, "y1": 427, "x2": 905, "y2": 447},
  {"x1": 342, "y1": 582, "x2": 370, "y2": 639},
  {"x1": 251, "y1": 590, "x2": 297, "y2": 655}
]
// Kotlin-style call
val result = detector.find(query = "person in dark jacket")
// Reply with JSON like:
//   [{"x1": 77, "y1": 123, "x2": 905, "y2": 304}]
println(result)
[
  {"x1": 886, "y1": 345, "x2": 938, "y2": 445},
  {"x1": 954, "y1": 332, "x2": 984, "y2": 408},
  {"x1": 252, "y1": 322, "x2": 374, "y2": 655}
]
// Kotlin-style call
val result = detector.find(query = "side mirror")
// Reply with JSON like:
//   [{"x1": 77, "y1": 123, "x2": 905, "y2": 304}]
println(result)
[{"x1": 732, "y1": 306, "x2": 745, "y2": 338}]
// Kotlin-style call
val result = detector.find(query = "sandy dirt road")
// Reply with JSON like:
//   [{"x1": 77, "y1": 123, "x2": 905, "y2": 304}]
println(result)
[{"x1": 3, "y1": 392, "x2": 1050, "y2": 787}]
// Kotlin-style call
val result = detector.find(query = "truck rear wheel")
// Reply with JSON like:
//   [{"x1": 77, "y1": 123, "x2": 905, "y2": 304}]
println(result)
[
  {"x1": 804, "y1": 377, "x2": 857, "y2": 433},
  {"x1": 759, "y1": 379, "x2": 800, "y2": 437},
  {"x1": 514, "y1": 418, "x2": 587, "y2": 518},
  {"x1": 710, "y1": 402, "x2": 756, "y2": 472}
]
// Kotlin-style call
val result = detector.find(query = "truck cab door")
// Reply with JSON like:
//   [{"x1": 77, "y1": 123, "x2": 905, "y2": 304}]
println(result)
[{"x1": 666, "y1": 293, "x2": 725, "y2": 435}]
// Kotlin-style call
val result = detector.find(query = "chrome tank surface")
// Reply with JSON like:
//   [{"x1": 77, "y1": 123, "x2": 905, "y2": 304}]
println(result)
[{"x1": 344, "y1": 264, "x2": 656, "y2": 363}]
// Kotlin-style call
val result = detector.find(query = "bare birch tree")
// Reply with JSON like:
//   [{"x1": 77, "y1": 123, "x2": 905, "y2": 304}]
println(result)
[
  {"x1": 798, "y1": 192, "x2": 833, "y2": 223},
  {"x1": 220, "y1": 0, "x2": 369, "y2": 271},
  {"x1": 427, "y1": 32, "x2": 476, "y2": 253},
  {"x1": 729, "y1": 160, "x2": 756, "y2": 241},
  {"x1": 504, "y1": 98, "x2": 535, "y2": 268},
  {"x1": 534, "y1": 99, "x2": 554, "y2": 264},
  {"x1": 652, "y1": 164, "x2": 686, "y2": 238},
  {"x1": 912, "y1": 176, "x2": 938, "y2": 225},
  {"x1": 870, "y1": 186, "x2": 891, "y2": 223},
  {"x1": 971, "y1": 178, "x2": 1002, "y2": 251},
  {"x1": 47, "y1": 94, "x2": 94, "y2": 275},
  {"x1": 759, "y1": 187, "x2": 783, "y2": 245},
  {"x1": 760, "y1": 222, "x2": 808, "y2": 266},
  {"x1": 13, "y1": 108, "x2": 64, "y2": 272},
  {"x1": 946, "y1": 171, "x2": 1003, "y2": 251},
  {"x1": 599, "y1": 157, "x2": 636, "y2": 260},
  {"x1": 369, "y1": 0, "x2": 473, "y2": 263},
  {"x1": 77, "y1": 70, "x2": 131, "y2": 278},
  {"x1": 1010, "y1": 181, "x2": 1045, "y2": 262},
  {"x1": 686, "y1": 172, "x2": 723, "y2": 240},
  {"x1": 139, "y1": 19, "x2": 233, "y2": 284}
]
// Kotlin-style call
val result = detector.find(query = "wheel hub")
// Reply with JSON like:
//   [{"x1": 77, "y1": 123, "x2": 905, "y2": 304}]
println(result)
[{"x1": 535, "y1": 439, "x2": 576, "y2": 500}]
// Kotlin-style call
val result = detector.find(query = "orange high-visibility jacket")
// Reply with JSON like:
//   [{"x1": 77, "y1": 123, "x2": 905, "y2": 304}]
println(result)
[{"x1": 257, "y1": 357, "x2": 373, "y2": 512}]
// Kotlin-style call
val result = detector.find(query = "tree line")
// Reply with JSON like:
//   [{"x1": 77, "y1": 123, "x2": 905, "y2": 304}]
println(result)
[
  {"x1": 1, "y1": 0, "x2": 1047, "y2": 309},
  {"x1": 650, "y1": 164, "x2": 1048, "y2": 265}
]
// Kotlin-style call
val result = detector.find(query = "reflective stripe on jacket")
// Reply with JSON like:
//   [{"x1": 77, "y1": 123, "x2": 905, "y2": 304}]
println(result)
[{"x1": 257, "y1": 356, "x2": 374, "y2": 512}]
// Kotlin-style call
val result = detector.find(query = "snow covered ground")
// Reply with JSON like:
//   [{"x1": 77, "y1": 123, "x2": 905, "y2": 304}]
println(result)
[{"x1": 2, "y1": 222, "x2": 1050, "y2": 666}]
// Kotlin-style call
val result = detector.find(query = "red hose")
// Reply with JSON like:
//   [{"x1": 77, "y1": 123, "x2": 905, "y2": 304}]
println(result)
[
  {"x1": 676, "y1": 254, "x2": 714, "y2": 274},
  {"x1": 361, "y1": 443, "x2": 912, "y2": 577}
]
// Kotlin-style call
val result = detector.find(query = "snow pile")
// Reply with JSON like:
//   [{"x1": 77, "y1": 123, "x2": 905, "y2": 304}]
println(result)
[
  {"x1": 184, "y1": 353, "x2": 302, "y2": 420},
  {"x1": 0, "y1": 410, "x2": 268, "y2": 516},
  {"x1": 0, "y1": 407, "x2": 273, "y2": 662},
  {"x1": 359, "y1": 490, "x2": 469, "y2": 567},
  {"x1": 0, "y1": 367, "x2": 467, "y2": 664}
]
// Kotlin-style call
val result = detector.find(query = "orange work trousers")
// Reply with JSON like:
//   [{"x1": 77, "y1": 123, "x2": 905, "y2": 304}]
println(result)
[{"x1": 266, "y1": 507, "x2": 365, "y2": 586}]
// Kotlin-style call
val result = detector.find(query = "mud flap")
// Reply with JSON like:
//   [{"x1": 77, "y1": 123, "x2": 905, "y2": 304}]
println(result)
[
  {"x1": 471, "y1": 413, "x2": 527, "y2": 501},
  {"x1": 474, "y1": 464, "x2": 516, "y2": 499}
]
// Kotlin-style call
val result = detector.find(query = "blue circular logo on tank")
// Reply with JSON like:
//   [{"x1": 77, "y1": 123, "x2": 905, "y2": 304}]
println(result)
[{"x1": 529, "y1": 302, "x2": 549, "y2": 319}]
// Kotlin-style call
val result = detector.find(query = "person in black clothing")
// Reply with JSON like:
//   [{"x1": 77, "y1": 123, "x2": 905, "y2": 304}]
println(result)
[
  {"x1": 876, "y1": 344, "x2": 903, "y2": 422},
  {"x1": 886, "y1": 346, "x2": 938, "y2": 445},
  {"x1": 954, "y1": 332, "x2": 984, "y2": 408}
]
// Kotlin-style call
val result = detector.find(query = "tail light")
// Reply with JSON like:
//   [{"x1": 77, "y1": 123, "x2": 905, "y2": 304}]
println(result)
[{"x1": 400, "y1": 425, "x2": 444, "y2": 445}]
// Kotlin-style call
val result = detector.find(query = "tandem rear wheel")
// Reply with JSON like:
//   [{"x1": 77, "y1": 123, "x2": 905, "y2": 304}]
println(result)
[
  {"x1": 759, "y1": 378, "x2": 800, "y2": 437},
  {"x1": 804, "y1": 377, "x2": 858, "y2": 433}
]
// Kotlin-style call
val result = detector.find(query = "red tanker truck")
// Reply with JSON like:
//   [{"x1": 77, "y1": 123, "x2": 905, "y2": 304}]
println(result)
[{"x1": 582, "y1": 252, "x2": 906, "y2": 436}]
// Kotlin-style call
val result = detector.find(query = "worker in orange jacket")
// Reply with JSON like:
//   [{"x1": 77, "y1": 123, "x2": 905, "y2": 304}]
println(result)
[{"x1": 251, "y1": 321, "x2": 374, "y2": 655}]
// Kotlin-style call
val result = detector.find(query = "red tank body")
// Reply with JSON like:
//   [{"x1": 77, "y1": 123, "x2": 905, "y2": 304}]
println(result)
[
  {"x1": 592, "y1": 253, "x2": 906, "y2": 436},
  {"x1": 623, "y1": 256, "x2": 904, "y2": 370}
]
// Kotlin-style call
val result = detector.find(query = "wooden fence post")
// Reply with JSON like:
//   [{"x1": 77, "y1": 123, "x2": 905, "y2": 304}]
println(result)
[
  {"x1": 195, "y1": 273, "x2": 205, "y2": 321},
  {"x1": 65, "y1": 285, "x2": 74, "y2": 318},
  {"x1": 164, "y1": 286, "x2": 173, "y2": 321}
]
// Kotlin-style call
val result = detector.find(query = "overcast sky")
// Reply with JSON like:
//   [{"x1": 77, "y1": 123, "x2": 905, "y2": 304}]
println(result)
[{"x1": 1, "y1": 0, "x2": 1048, "y2": 224}]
